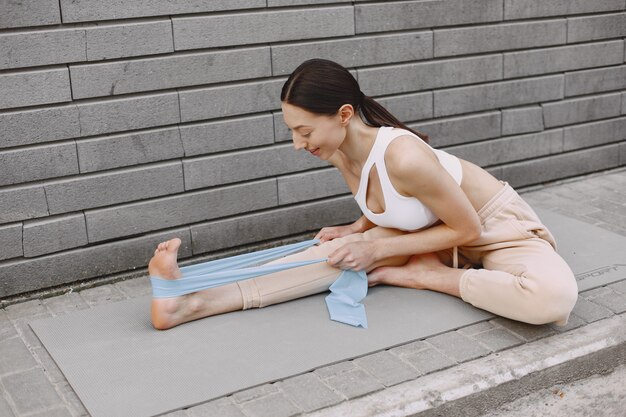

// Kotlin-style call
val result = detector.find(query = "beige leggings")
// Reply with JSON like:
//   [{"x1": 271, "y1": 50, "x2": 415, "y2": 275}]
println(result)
[{"x1": 236, "y1": 181, "x2": 579, "y2": 326}]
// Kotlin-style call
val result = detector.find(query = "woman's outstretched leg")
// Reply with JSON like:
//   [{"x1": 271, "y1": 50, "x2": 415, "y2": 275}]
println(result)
[
  {"x1": 148, "y1": 227, "x2": 409, "y2": 330},
  {"x1": 148, "y1": 238, "x2": 245, "y2": 330}
]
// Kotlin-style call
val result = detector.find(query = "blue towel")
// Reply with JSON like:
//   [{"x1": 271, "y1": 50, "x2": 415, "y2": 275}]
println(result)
[{"x1": 150, "y1": 239, "x2": 368, "y2": 328}]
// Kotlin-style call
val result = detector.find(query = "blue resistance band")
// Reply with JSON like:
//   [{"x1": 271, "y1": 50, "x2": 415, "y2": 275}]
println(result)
[{"x1": 149, "y1": 239, "x2": 368, "y2": 328}]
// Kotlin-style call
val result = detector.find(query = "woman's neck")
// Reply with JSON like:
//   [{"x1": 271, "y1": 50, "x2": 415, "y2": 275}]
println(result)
[{"x1": 338, "y1": 117, "x2": 380, "y2": 176}]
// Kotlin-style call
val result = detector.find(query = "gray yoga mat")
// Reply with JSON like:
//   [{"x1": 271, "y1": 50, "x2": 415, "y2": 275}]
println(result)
[{"x1": 29, "y1": 208, "x2": 626, "y2": 417}]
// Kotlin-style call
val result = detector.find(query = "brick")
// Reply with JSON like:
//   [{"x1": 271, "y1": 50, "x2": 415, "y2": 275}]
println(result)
[
  {"x1": 86, "y1": 20, "x2": 174, "y2": 61},
  {"x1": 548, "y1": 313, "x2": 586, "y2": 333},
  {"x1": 1, "y1": 368, "x2": 63, "y2": 415},
  {"x1": 77, "y1": 127, "x2": 183, "y2": 173},
  {"x1": 490, "y1": 317, "x2": 556, "y2": 341},
  {"x1": 567, "y1": 12, "x2": 626, "y2": 43},
  {"x1": 71, "y1": 47, "x2": 270, "y2": 99},
  {"x1": 549, "y1": 314, "x2": 587, "y2": 333},
  {"x1": 27, "y1": 407, "x2": 73, "y2": 417},
  {"x1": 401, "y1": 346, "x2": 456, "y2": 374},
  {"x1": 0, "y1": 224, "x2": 23, "y2": 261},
  {"x1": 184, "y1": 144, "x2": 327, "y2": 190},
  {"x1": 504, "y1": 0, "x2": 625, "y2": 19},
  {"x1": 113, "y1": 277, "x2": 152, "y2": 298},
  {"x1": 435, "y1": 20, "x2": 566, "y2": 57},
  {"x1": 323, "y1": 368, "x2": 383, "y2": 399},
  {"x1": 586, "y1": 288, "x2": 626, "y2": 313},
  {"x1": 410, "y1": 111, "x2": 501, "y2": 147},
  {"x1": 276, "y1": 373, "x2": 343, "y2": 412},
  {"x1": 4, "y1": 299, "x2": 48, "y2": 321},
  {"x1": 543, "y1": 93, "x2": 622, "y2": 128},
  {"x1": 0, "y1": 337, "x2": 38, "y2": 376},
  {"x1": 353, "y1": 350, "x2": 420, "y2": 387},
  {"x1": 55, "y1": 381, "x2": 89, "y2": 417},
  {"x1": 355, "y1": 0, "x2": 502, "y2": 33},
  {"x1": 13, "y1": 317, "x2": 45, "y2": 350},
  {"x1": 563, "y1": 117, "x2": 626, "y2": 151},
  {"x1": 0, "y1": 142, "x2": 79, "y2": 187},
  {"x1": 173, "y1": 7, "x2": 354, "y2": 50},
  {"x1": 180, "y1": 114, "x2": 274, "y2": 156},
  {"x1": 85, "y1": 179, "x2": 277, "y2": 243},
  {"x1": 313, "y1": 361, "x2": 356, "y2": 379},
  {"x1": 501, "y1": 144, "x2": 620, "y2": 188},
  {"x1": 272, "y1": 31, "x2": 433, "y2": 75},
  {"x1": 457, "y1": 320, "x2": 495, "y2": 336},
  {"x1": 45, "y1": 162, "x2": 183, "y2": 214},
  {"x1": 60, "y1": 0, "x2": 264, "y2": 22},
  {"x1": 232, "y1": 384, "x2": 279, "y2": 403},
  {"x1": 388, "y1": 340, "x2": 430, "y2": 358},
  {"x1": 0, "y1": 185, "x2": 48, "y2": 223},
  {"x1": 79, "y1": 284, "x2": 127, "y2": 307},
  {"x1": 375, "y1": 92, "x2": 433, "y2": 124},
  {"x1": 622, "y1": 92, "x2": 626, "y2": 114},
  {"x1": 503, "y1": 40, "x2": 624, "y2": 78},
  {"x1": 0, "y1": 29, "x2": 85, "y2": 70},
  {"x1": 570, "y1": 296, "x2": 615, "y2": 323},
  {"x1": 608, "y1": 280, "x2": 626, "y2": 295},
  {"x1": 426, "y1": 331, "x2": 491, "y2": 362},
  {"x1": 0, "y1": 227, "x2": 191, "y2": 298},
  {"x1": 278, "y1": 168, "x2": 350, "y2": 205},
  {"x1": 33, "y1": 347, "x2": 65, "y2": 383},
  {"x1": 23, "y1": 213, "x2": 88, "y2": 257},
  {"x1": 0, "y1": 105, "x2": 80, "y2": 149},
  {"x1": 180, "y1": 79, "x2": 283, "y2": 123},
  {"x1": 77, "y1": 92, "x2": 179, "y2": 137},
  {"x1": 273, "y1": 112, "x2": 291, "y2": 143},
  {"x1": 239, "y1": 392, "x2": 300, "y2": 417},
  {"x1": 358, "y1": 55, "x2": 503, "y2": 97},
  {"x1": 0, "y1": 0, "x2": 60, "y2": 29},
  {"x1": 502, "y1": 106, "x2": 543, "y2": 135},
  {"x1": 42, "y1": 292, "x2": 90, "y2": 316},
  {"x1": 0, "y1": 394, "x2": 15, "y2": 417},
  {"x1": 188, "y1": 397, "x2": 245, "y2": 417},
  {"x1": 565, "y1": 65, "x2": 626, "y2": 97},
  {"x1": 190, "y1": 197, "x2": 359, "y2": 253},
  {"x1": 0, "y1": 68, "x2": 71, "y2": 110},
  {"x1": 471, "y1": 328, "x2": 525, "y2": 352},
  {"x1": 434, "y1": 75, "x2": 564, "y2": 117},
  {"x1": 621, "y1": 142, "x2": 626, "y2": 165},
  {"x1": 448, "y1": 129, "x2": 562, "y2": 167}
]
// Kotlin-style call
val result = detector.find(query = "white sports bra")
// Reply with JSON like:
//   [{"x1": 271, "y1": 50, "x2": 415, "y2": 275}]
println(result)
[{"x1": 354, "y1": 126, "x2": 463, "y2": 232}]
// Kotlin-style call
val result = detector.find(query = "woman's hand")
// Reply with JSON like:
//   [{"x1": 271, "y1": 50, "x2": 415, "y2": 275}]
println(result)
[
  {"x1": 327, "y1": 241, "x2": 378, "y2": 272},
  {"x1": 314, "y1": 224, "x2": 357, "y2": 244}
]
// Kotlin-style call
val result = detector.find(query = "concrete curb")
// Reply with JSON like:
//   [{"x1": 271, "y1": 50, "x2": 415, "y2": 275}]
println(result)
[{"x1": 305, "y1": 312, "x2": 626, "y2": 417}]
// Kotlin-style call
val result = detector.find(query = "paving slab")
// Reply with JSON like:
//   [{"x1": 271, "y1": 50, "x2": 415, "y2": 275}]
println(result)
[{"x1": 0, "y1": 168, "x2": 625, "y2": 417}]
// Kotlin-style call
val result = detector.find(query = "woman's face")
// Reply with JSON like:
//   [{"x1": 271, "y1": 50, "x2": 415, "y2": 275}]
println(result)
[{"x1": 281, "y1": 102, "x2": 347, "y2": 160}]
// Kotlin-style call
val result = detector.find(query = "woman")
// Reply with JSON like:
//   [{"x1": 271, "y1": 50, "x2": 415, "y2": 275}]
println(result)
[{"x1": 148, "y1": 59, "x2": 578, "y2": 330}]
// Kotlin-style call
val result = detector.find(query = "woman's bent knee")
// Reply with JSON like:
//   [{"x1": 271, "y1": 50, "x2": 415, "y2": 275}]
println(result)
[{"x1": 520, "y1": 272, "x2": 578, "y2": 325}]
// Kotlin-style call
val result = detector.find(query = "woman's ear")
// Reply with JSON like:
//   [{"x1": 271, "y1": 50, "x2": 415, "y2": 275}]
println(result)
[{"x1": 338, "y1": 104, "x2": 355, "y2": 126}]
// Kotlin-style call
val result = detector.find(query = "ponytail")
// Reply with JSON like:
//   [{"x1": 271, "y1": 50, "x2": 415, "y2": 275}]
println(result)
[
  {"x1": 282, "y1": 58, "x2": 429, "y2": 144},
  {"x1": 359, "y1": 94, "x2": 429, "y2": 144}
]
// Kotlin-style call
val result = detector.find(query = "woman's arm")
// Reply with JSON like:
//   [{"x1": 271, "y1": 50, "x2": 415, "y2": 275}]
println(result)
[
  {"x1": 351, "y1": 214, "x2": 377, "y2": 233},
  {"x1": 372, "y1": 137, "x2": 482, "y2": 260}
]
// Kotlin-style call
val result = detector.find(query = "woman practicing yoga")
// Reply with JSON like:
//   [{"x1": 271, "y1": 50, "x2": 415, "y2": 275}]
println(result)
[{"x1": 148, "y1": 58, "x2": 578, "y2": 330}]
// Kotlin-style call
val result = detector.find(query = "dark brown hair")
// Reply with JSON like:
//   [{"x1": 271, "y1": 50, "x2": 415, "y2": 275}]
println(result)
[{"x1": 281, "y1": 58, "x2": 429, "y2": 143}]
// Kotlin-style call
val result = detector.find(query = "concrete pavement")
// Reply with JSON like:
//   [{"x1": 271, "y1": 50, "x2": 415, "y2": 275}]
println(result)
[{"x1": 1, "y1": 167, "x2": 625, "y2": 417}]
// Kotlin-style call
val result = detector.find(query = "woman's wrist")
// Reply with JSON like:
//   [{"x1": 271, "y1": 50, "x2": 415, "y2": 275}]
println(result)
[{"x1": 349, "y1": 219, "x2": 365, "y2": 234}]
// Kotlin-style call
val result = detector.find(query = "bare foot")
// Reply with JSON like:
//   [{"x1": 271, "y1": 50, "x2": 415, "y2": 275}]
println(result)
[
  {"x1": 367, "y1": 252, "x2": 447, "y2": 290},
  {"x1": 148, "y1": 238, "x2": 185, "y2": 330}
]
